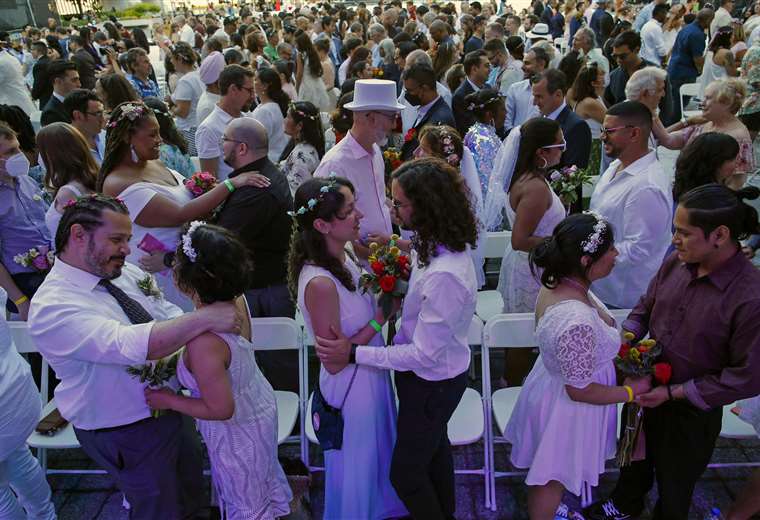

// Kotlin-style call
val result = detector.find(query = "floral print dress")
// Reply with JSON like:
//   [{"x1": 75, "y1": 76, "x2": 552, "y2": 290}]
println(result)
[
  {"x1": 279, "y1": 142, "x2": 321, "y2": 196},
  {"x1": 464, "y1": 122, "x2": 502, "y2": 198}
]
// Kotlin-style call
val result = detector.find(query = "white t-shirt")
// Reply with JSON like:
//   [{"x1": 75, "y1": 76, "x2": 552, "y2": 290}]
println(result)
[
  {"x1": 196, "y1": 90, "x2": 221, "y2": 127},
  {"x1": 180, "y1": 24, "x2": 195, "y2": 45},
  {"x1": 251, "y1": 101, "x2": 290, "y2": 163},
  {"x1": 171, "y1": 70, "x2": 205, "y2": 131},
  {"x1": 195, "y1": 104, "x2": 238, "y2": 180}
]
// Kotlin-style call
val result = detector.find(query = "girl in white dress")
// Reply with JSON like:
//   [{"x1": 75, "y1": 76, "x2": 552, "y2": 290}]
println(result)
[
  {"x1": 252, "y1": 67, "x2": 291, "y2": 163},
  {"x1": 295, "y1": 32, "x2": 331, "y2": 112},
  {"x1": 37, "y1": 122, "x2": 98, "y2": 238},
  {"x1": 145, "y1": 223, "x2": 292, "y2": 519},
  {"x1": 289, "y1": 177, "x2": 407, "y2": 520},
  {"x1": 98, "y1": 101, "x2": 269, "y2": 310},
  {"x1": 505, "y1": 213, "x2": 652, "y2": 519}
]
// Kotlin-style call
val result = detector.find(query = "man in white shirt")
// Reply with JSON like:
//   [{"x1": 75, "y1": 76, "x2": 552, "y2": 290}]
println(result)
[
  {"x1": 316, "y1": 157, "x2": 478, "y2": 519},
  {"x1": 503, "y1": 46, "x2": 547, "y2": 131},
  {"x1": 176, "y1": 15, "x2": 195, "y2": 46},
  {"x1": 195, "y1": 64, "x2": 254, "y2": 180},
  {"x1": 711, "y1": 0, "x2": 734, "y2": 35},
  {"x1": 640, "y1": 4, "x2": 670, "y2": 66},
  {"x1": 28, "y1": 195, "x2": 245, "y2": 519},
  {"x1": 0, "y1": 36, "x2": 36, "y2": 117},
  {"x1": 572, "y1": 27, "x2": 610, "y2": 84},
  {"x1": 369, "y1": 23, "x2": 387, "y2": 67},
  {"x1": 484, "y1": 38, "x2": 523, "y2": 96},
  {"x1": 589, "y1": 101, "x2": 673, "y2": 309}
]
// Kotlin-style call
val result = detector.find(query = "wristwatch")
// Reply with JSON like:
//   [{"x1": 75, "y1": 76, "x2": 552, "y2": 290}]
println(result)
[
  {"x1": 349, "y1": 343, "x2": 358, "y2": 364},
  {"x1": 163, "y1": 251, "x2": 176, "y2": 268}
]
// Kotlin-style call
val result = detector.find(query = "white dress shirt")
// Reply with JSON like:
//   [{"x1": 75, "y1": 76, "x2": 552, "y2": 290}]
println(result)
[
  {"x1": 0, "y1": 50, "x2": 35, "y2": 116},
  {"x1": 505, "y1": 78, "x2": 540, "y2": 130},
  {"x1": 589, "y1": 150, "x2": 673, "y2": 309},
  {"x1": 640, "y1": 19, "x2": 667, "y2": 65},
  {"x1": 28, "y1": 259, "x2": 183, "y2": 430},
  {"x1": 195, "y1": 103, "x2": 246, "y2": 180},
  {"x1": 356, "y1": 247, "x2": 477, "y2": 381},
  {"x1": 545, "y1": 100, "x2": 567, "y2": 121}
]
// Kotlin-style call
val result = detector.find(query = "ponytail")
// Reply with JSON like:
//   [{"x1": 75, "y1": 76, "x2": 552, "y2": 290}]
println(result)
[{"x1": 679, "y1": 184, "x2": 760, "y2": 241}]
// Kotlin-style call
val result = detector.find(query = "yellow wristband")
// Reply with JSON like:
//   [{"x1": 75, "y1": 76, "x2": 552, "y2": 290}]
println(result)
[
  {"x1": 13, "y1": 295, "x2": 28, "y2": 306},
  {"x1": 623, "y1": 385, "x2": 634, "y2": 403}
]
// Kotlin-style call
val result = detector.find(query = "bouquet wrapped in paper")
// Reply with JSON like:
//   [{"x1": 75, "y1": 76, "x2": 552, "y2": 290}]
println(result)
[
  {"x1": 126, "y1": 351, "x2": 182, "y2": 417},
  {"x1": 615, "y1": 332, "x2": 672, "y2": 466},
  {"x1": 359, "y1": 235, "x2": 411, "y2": 318},
  {"x1": 548, "y1": 165, "x2": 593, "y2": 207}
]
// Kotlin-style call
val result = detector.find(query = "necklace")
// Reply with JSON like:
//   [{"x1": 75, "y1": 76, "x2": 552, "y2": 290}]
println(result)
[{"x1": 562, "y1": 277, "x2": 590, "y2": 294}]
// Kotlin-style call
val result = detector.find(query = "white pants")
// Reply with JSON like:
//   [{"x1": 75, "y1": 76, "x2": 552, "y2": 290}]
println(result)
[{"x1": 0, "y1": 445, "x2": 56, "y2": 520}]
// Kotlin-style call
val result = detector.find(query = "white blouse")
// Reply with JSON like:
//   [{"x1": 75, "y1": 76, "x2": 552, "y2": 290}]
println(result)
[{"x1": 251, "y1": 101, "x2": 290, "y2": 163}]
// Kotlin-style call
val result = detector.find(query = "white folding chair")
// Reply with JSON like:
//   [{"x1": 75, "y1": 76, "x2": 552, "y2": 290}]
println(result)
[
  {"x1": 705, "y1": 404, "x2": 760, "y2": 470},
  {"x1": 9, "y1": 322, "x2": 106, "y2": 476},
  {"x1": 679, "y1": 82, "x2": 701, "y2": 119},
  {"x1": 477, "y1": 231, "x2": 511, "y2": 323},
  {"x1": 250, "y1": 317, "x2": 307, "y2": 461}
]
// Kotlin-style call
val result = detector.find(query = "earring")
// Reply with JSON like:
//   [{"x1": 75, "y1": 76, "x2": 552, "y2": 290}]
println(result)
[
  {"x1": 539, "y1": 156, "x2": 548, "y2": 170},
  {"x1": 130, "y1": 145, "x2": 139, "y2": 163}
]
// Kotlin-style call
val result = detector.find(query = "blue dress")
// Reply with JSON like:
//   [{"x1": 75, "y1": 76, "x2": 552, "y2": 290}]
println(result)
[{"x1": 159, "y1": 144, "x2": 195, "y2": 179}]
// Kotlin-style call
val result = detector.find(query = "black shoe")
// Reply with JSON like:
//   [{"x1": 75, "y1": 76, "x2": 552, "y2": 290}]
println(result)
[{"x1": 582, "y1": 499, "x2": 638, "y2": 520}]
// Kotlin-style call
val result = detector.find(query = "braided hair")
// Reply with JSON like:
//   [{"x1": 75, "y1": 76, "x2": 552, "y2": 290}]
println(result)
[
  {"x1": 97, "y1": 101, "x2": 156, "y2": 192},
  {"x1": 55, "y1": 194, "x2": 129, "y2": 254},
  {"x1": 287, "y1": 177, "x2": 357, "y2": 299}
]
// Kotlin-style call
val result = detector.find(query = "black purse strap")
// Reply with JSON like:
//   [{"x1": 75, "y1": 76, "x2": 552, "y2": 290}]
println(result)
[{"x1": 338, "y1": 365, "x2": 359, "y2": 411}]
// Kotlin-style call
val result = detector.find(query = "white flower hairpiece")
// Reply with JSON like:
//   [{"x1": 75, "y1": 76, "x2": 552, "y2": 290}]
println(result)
[
  {"x1": 181, "y1": 220, "x2": 205, "y2": 262},
  {"x1": 440, "y1": 132, "x2": 459, "y2": 166},
  {"x1": 107, "y1": 103, "x2": 147, "y2": 128},
  {"x1": 581, "y1": 211, "x2": 607, "y2": 254}
]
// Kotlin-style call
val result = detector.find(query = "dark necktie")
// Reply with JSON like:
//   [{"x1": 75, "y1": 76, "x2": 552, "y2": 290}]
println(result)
[{"x1": 99, "y1": 279, "x2": 154, "y2": 325}]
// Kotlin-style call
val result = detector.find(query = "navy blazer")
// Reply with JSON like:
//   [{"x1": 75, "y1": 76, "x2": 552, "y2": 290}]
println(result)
[
  {"x1": 555, "y1": 105, "x2": 591, "y2": 171},
  {"x1": 452, "y1": 79, "x2": 477, "y2": 136},
  {"x1": 40, "y1": 96, "x2": 71, "y2": 127},
  {"x1": 401, "y1": 97, "x2": 456, "y2": 160}
]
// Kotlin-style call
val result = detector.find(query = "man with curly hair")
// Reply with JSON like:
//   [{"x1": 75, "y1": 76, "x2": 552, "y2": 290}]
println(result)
[{"x1": 316, "y1": 157, "x2": 479, "y2": 519}]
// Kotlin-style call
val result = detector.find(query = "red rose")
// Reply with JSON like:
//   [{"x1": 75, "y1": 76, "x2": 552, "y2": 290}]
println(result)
[
  {"x1": 379, "y1": 275, "x2": 397, "y2": 293},
  {"x1": 404, "y1": 128, "x2": 417, "y2": 143},
  {"x1": 654, "y1": 362, "x2": 673, "y2": 385},
  {"x1": 391, "y1": 159, "x2": 402, "y2": 170},
  {"x1": 371, "y1": 261, "x2": 385, "y2": 276},
  {"x1": 637, "y1": 345, "x2": 650, "y2": 353},
  {"x1": 397, "y1": 255, "x2": 409, "y2": 266},
  {"x1": 618, "y1": 344, "x2": 631, "y2": 358}
]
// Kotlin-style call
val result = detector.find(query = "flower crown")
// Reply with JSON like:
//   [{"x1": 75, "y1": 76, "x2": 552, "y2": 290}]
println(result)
[
  {"x1": 181, "y1": 221, "x2": 205, "y2": 263},
  {"x1": 466, "y1": 92, "x2": 504, "y2": 112},
  {"x1": 440, "y1": 132, "x2": 459, "y2": 166},
  {"x1": 581, "y1": 211, "x2": 607, "y2": 254},
  {"x1": 287, "y1": 172, "x2": 338, "y2": 218},
  {"x1": 289, "y1": 102, "x2": 319, "y2": 121},
  {"x1": 107, "y1": 103, "x2": 147, "y2": 128}
]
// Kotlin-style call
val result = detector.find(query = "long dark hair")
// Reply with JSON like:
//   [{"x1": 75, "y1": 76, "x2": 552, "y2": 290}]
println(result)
[
  {"x1": 98, "y1": 73, "x2": 140, "y2": 111},
  {"x1": 287, "y1": 177, "x2": 357, "y2": 299},
  {"x1": 143, "y1": 97, "x2": 188, "y2": 155},
  {"x1": 257, "y1": 67, "x2": 290, "y2": 117},
  {"x1": 511, "y1": 117, "x2": 561, "y2": 190},
  {"x1": 392, "y1": 158, "x2": 478, "y2": 267},
  {"x1": 295, "y1": 31, "x2": 324, "y2": 77},
  {"x1": 97, "y1": 101, "x2": 156, "y2": 192},
  {"x1": 679, "y1": 184, "x2": 760, "y2": 241},
  {"x1": 530, "y1": 213, "x2": 615, "y2": 288},
  {"x1": 572, "y1": 62, "x2": 600, "y2": 104},
  {"x1": 673, "y1": 132, "x2": 740, "y2": 200},
  {"x1": 132, "y1": 28, "x2": 150, "y2": 52},
  {"x1": 289, "y1": 101, "x2": 325, "y2": 158},
  {"x1": 0, "y1": 104, "x2": 36, "y2": 155}
]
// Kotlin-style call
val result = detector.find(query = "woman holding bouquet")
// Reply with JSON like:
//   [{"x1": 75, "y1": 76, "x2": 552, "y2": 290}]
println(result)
[
  {"x1": 144, "y1": 222, "x2": 292, "y2": 519},
  {"x1": 288, "y1": 177, "x2": 407, "y2": 520},
  {"x1": 97, "y1": 101, "x2": 269, "y2": 310},
  {"x1": 484, "y1": 117, "x2": 567, "y2": 386},
  {"x1": 506, "y1": 213, "x2": 652, "y2": 519}
]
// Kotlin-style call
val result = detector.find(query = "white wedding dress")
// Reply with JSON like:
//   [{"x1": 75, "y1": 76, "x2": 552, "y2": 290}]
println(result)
[
  {"x1": 497, "y1": 180, "x2": 566, "y2": 312},
  {"x1": 177, "y1": 324, "x2": 292, "y2": 519},
  {"x1": 297, "y1": 56, "x2": 331, "y2": 112},
  {"x1": 505, "y1": 297, "x2": 619, "y2": 494}
]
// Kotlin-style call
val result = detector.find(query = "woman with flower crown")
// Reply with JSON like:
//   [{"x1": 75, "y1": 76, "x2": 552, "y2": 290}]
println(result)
[
  {"x1": 505, "y1": 213, "x2": 651, "y2": 519},
  {"x1": 484, "y1": 117, "x2": 567, "y2": 386},
  {"x1": 462, "y1": 89, "x2": 506, "y2": 199},
  {"x1": 145, "y1": 222, "x2": 292, "y2": 519},
  {"x1": 97, "y1": 101, "x2": 269, "y2": 310},
  {"x1": 288, "y1": 177, "x2": 407, "y2": 520}
]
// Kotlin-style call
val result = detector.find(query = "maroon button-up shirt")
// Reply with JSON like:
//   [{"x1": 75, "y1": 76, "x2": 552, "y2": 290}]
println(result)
[{"x1": 622, "y1": 250, "x2": 760, "y2": 410}]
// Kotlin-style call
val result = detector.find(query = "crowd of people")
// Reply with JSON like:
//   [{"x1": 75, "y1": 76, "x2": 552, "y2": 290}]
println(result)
[{"x1": 3, "y1": 0, "x2": 760, "y2": 519}]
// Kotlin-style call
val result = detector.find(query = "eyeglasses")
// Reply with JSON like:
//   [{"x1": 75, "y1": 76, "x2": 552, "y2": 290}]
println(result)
[
  {"x1": 221, "y1": 136, "x2": 244, "y2": 145},
  {"x1": 85, "y1": 110, "x2": 104, "y2": 118},
  {"x1": 542, "y1": 139, "x2": 567, "y2": 151},
  {"x1": 600, "y1": 125, "x2": 635, "y2": 136},
  {"x1": 239, "y1": 85, "x2": 254, "y2": 95},
  {"x1": 391, "y1": 199, "x2": 410, "y2": 210}
]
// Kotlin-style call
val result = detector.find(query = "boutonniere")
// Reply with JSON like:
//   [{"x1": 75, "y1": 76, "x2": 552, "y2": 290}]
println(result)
[
  {"x1": 404, "y1": 128, "x2": 417, "y2": 143},
  {"x1": 136, "y1": 274, "x2": 162, "y2": 299}
]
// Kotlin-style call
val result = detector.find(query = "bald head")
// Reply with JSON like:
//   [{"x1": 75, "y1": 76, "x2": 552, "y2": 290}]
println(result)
[{"x1": 224, "y1": 118, "x2": 268, "y2": 169}]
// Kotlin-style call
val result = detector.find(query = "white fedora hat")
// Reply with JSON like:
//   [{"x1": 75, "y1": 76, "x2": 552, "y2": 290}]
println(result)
[
  {"x1": 526, "y1": 23, "x2": 550, "y2": 40},
  {"x1": 343, "y1": 79, "x2": 406, "y2": 111}
]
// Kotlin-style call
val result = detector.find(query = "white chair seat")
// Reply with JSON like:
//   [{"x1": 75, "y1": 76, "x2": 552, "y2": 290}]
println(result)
[
  {"x1": 721, "y1": 403, "x2": 758, "y2": 439},
  {"x1": 448, "y1": 387, "x2": 484, "y2": 446},
  {"x1": 491, "y1": 386, "x2": 522, "y2": 437},
  {"x1": 27, "y1": 399, "x2": 80, "y2": 450},
  {"x1": 275, "y1": 390, "x2": 299, "y2": 445},
  {"x1": 476, "y1": 291, "x2": 503, "y2": 323},
  {"x1": 305, "y1": 392, "x2": 318, "y2": 444}
]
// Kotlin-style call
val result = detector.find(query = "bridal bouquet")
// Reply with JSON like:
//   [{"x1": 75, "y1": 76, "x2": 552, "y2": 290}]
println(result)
[
  {"x1": 359, "y1": 235, "x2": 411, "y2": 318},
  {"x1": 126, "y1": 352, "x2": 182, "y2": 417},
  {"x1": 184, "y1": 172, "x2": 217, "y2": 197},
  {"x1": 14, "y1": 246, "x2": 55, "y2": 272},
  {"x1": 615, "y1": 332, "x2": 672, "y2": 466},
  {"x1": 548, "y1": 165, "x2": 593, "y2": 207}
]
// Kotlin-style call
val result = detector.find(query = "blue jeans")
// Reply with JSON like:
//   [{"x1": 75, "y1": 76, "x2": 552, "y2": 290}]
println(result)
[{"x1": 0, "y1": 445, "x2": 56, "y2": 520}]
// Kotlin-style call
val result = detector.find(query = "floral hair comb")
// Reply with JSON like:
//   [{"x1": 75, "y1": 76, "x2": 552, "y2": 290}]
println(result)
[
  {"x1": 288, "y1": 102, "x2": 319, "y2": 121},
  {"x1": 581, "y1": 211, "x2": 607, "y2": 254},
  {"x1": 440, "y1": 132, "x2": 459, "y2": 166},
  {"x1": 287, "y1": 172, "x2": 338, "y2": 217},
  {"x1": 466, "y1": 92, "x2": 504, "y2": 112},
  {"x1": 107, "y1": 103, "x2": 147, "y2": 128},
  {"x1": 181, "y1": 221, "x2": 205, "y2": 262}
]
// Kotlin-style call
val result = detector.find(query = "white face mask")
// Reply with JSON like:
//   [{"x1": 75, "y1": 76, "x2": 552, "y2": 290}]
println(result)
[{"x1": 3, "y1": 152, "x2": 30, "y2": 178}]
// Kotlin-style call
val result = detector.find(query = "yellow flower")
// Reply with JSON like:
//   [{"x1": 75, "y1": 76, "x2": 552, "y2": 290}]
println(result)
[
  {"x1": 390, "y1": 234, "x2": 400, "y2": 241},
  {"x1": 389, "y1": 246, "x2": 400, "y2": 256},
  {"x1": 623, "y1": 332, "x2": 635, "y2": 342},
  {"x1": 368, "y1": 256, "x2": 377, "y2": 263},
  {"x1": 641, "y1": 339, "x2": 656, "y2": 347},
  {"x1": 630, "y1": 348, "x2": 641, "y2": 360},
  {"x1": 369, "y1": 242, "x2": 379, "y2": 251}
]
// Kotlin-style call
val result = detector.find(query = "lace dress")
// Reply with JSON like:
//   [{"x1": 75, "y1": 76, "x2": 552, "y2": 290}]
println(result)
[
  {"x1": 177, "y1": 329, "x2": 292, "y2": 519},
  {"x1": 297, "y1": 259, "x2": 407, "y2": 520},
  {"x1": 497, "y1": 181, "x2": 566, "y2": 312},
  {"x1": 505, "y1": 298, "x2": 619, "y2": 494}
]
